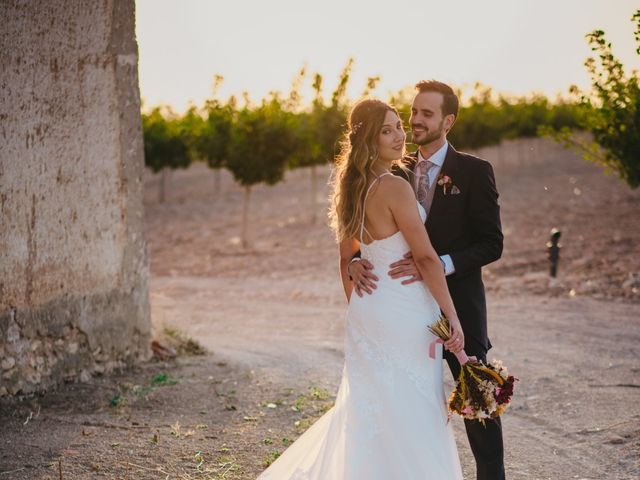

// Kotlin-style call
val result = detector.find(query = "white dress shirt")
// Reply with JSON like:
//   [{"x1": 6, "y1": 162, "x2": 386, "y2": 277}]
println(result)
[{"x1": 416, "y1": 143, "x2": 456, "y2": 276}]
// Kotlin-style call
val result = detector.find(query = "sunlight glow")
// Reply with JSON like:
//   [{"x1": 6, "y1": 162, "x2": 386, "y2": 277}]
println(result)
[{"x1": 135, "y1": 0, "x2": 640, "y2": 111}]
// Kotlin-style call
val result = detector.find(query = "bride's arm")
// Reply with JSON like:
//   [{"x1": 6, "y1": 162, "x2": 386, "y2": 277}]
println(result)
[
  {"x1": 339, "y1": 237, "x2": 360, "y2": 302},
  {"x1": 384, "y1": 178, "x2": 464, "y2": 345}
]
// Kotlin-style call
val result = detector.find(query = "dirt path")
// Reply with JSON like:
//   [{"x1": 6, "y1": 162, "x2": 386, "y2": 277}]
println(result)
[
  {"x1": 145, "y1": 140, "x2": 640, "y2": 479},
  {"x1": 1, "y1": 139, "x2": 639, "y2": 479},
  {"x1": 152, "y1": 276, "x2": 639, "y2": 479}
]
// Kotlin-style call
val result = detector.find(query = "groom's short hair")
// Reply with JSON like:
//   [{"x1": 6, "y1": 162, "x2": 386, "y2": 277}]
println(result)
[{"x1": 415, "y1": 80, "x2": 459, "y2": 119}]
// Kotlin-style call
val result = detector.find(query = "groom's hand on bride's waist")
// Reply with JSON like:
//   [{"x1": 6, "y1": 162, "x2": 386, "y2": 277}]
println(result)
[
  {"x1": 388, "y1": 252, "x2": 423, "y2": 285},
  {"x1": 349, "y1": 259, "x2": 378, "y2": 297}
]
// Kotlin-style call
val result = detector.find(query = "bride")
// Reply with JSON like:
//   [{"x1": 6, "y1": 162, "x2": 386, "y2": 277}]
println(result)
[{"x1": 258, "y1": 99, "x2": 464, "y2": 479}]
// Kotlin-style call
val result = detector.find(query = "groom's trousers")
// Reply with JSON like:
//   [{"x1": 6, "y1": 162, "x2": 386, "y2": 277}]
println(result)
[{"x1": 444, "y1": 342, "x2": 506, "y2": 480}]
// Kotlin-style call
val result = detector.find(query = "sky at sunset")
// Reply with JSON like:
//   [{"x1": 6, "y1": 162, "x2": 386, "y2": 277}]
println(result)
[{"x1": 135, "y1": 0, "x2": 640, "y2": 112}]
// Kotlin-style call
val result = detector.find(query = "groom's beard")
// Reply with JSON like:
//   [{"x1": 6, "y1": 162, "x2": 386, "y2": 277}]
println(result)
[{"x1": 411, "y1": 120, "x2": 444, "y2": 146}]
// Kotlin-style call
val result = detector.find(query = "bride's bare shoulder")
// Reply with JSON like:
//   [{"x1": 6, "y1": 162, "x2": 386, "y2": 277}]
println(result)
[{"x1": 377, "y1": 174, "x2": 414, "y2": 199}]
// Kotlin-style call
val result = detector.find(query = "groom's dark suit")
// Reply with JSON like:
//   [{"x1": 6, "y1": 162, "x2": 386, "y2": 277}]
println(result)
[{"x1": 393, "y1": 143, "x2": 506, "y2": 480}]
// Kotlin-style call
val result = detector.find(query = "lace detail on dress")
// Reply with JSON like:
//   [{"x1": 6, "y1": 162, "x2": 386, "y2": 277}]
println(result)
[
  {"x1": 343, "y1": 339, "x2": 386, "y2": 439},
  {"x1": 345, "y1": 313, "x2": 441, "y2": 407},
  {"x1": 257, "y1": 200, "x2": 462, "y2": 480}
]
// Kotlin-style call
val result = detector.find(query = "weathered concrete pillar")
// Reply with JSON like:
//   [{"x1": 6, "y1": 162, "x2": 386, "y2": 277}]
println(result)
[{"x1": 0, "y1": 0, "x2": 151, "y2": 396}]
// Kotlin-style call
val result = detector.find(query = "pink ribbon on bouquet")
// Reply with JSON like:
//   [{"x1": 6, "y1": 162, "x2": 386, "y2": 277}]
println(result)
[
  {"x1": 428, "y1": 338, "x2": 444, "y2": 359},
  {"x1": 428, "y1": 338, "x2": 475, "y2": 365}
]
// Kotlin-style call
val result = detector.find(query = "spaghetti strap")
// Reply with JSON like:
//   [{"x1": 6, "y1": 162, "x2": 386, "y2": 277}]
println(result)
[{"x1": 359, "y1": 172, "x2": 392, "y2": 244}]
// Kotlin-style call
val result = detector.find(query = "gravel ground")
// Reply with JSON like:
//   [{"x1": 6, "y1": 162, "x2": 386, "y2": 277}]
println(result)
[{"x1": 1, "y1": 139, "x2": 638, "y2": 479}]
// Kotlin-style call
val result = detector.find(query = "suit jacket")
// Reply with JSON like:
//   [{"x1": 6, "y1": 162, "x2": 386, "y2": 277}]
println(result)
[{"x1": 392, "y1": 143, "x2": 503, "y2": 351}]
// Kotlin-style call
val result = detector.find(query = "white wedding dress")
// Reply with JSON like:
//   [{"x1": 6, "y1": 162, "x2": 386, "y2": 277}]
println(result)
[{"x1": 258, "y1": 176, "x2": 463, "y2": 480}]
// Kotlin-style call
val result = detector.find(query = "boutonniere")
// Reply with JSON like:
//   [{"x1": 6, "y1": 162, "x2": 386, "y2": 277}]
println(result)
[{"x1": 437, "y1": 173, "x2": 460, "y2": 195}]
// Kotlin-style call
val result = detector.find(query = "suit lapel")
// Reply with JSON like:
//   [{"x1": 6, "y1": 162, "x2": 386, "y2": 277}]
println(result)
[{"x1": 426, "y1": 143, "x2": 459, "y2": 228}]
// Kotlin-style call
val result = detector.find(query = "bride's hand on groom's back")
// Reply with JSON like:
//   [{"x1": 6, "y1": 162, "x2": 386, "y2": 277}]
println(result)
[
  {"x1": 349, "y1": 259, "x2": 378, "y2": 297},
  {"x1": 388, "y1": 251, "x2": 423, "y2": 285}
]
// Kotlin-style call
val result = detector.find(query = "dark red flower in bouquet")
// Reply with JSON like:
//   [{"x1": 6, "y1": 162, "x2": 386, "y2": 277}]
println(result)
[
  {"x1": 495, "y1": 375, "x2": 516, "y2": 405},
  {"x1": 428, "y1": 315, "x2": 517, "y2": 421}
]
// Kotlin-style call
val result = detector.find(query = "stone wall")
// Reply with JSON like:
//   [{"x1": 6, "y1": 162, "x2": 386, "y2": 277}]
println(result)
[{"x1": 0, "y1": 0, "x2": 150, "y2": 396}]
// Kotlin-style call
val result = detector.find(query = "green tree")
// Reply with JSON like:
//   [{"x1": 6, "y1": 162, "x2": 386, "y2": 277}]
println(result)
[
  {"x1": 284, "y1": 67, "x2": 322, "y2": 223},
  {"x1": 542, "y1": 10, "x2": 640, "y2": 188},
  {"x1": 361, "y1": 75, "x2": 381, "y2": 98},
  {"x1": 197, "y1": 75, "x2": 234, "y2": 195},
  {"x1": 449, "y1": 84, "x2": 505, "y2": 149},
  {"x1": 391, "y1": 82, "x2": 581, "y2": 154},
  {"x1": 448, "y1": 85, "x2": 581, "y2": 150},
  {"x1": 288, "y1": 60, "x2": 353, "y2": 223},
  {"x1": 142, "y1": 107, "x2": 191, "y2": 203},
  {"x1": 226, "y1": 95, "x2": 298, "y2": 248},
  {"x1": 178, "y1": 105, "x2": 205, "y2": 160}
]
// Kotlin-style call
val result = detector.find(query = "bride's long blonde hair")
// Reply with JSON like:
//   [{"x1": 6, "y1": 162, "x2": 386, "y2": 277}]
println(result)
[{"x1": 329, "y1": 99, "x2": 402, "y2": 242}]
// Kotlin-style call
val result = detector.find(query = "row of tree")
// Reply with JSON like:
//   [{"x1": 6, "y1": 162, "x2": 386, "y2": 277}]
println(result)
[
  {"x1": 142, "y1": 63, "x2": 354, "y2": 246},
  {"x1": 142, "y1": 10, "x2": 639, "y2": 247},
  {"x1": 142, "y1": 71, "x2": 584, "y2": 246}
]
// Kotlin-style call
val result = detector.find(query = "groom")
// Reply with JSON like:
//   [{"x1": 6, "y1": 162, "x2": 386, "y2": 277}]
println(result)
[{"x1": 349, "y1": 80, "x2": 505, "y2": 480}]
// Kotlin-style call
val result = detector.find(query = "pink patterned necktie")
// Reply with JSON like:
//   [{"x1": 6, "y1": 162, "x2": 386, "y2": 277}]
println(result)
[{"x1": 415, "y1": 160, "x2": 437, "y2": 210}]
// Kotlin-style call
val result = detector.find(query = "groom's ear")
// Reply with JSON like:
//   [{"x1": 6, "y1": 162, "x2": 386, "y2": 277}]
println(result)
[{"x1": 444, "y1": 113, "x2": 456, "y2": 133}]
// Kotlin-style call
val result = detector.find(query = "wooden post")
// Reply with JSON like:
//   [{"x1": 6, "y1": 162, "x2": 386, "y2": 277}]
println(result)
[
  {"x1": 310, "y1": 165, "x2": 318, "y2": 224},
  {"x1": 242, "y1": 185, "x2": 251, "y2": 248},
  {"x1": 214, "y1": 168, "x2": 221, "y2": 197},
  {"x1": 159, "y1": 168, "x2": 167, "y2": 203}
]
